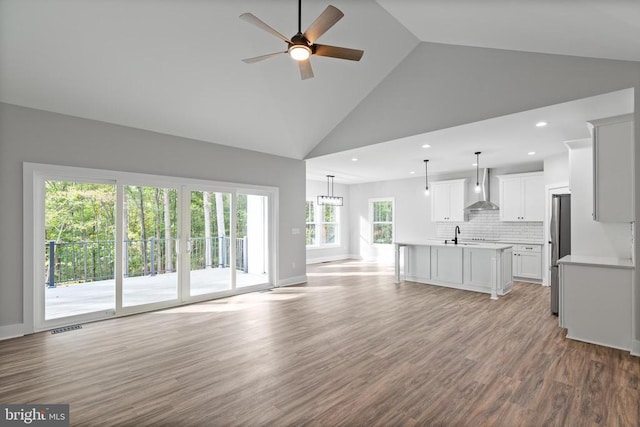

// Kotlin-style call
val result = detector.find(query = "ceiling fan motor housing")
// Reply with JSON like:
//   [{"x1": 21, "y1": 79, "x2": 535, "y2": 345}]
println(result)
[{"x1": 288, "y1": 33, "x2": 312, "y2": 60}]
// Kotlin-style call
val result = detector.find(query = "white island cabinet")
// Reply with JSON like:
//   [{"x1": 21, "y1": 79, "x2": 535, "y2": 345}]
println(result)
[{"x1": 395, "y1": 240, "x2": 513, "y2": 299}]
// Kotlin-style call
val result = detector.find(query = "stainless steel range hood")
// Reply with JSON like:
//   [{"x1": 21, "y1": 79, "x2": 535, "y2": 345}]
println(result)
[{"x1": 465, "y1": 168, "x2": 500, "y2": 211}]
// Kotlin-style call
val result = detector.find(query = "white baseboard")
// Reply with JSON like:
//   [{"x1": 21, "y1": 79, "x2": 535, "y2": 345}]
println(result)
[
  {"x1": 306, "y1": 254, "x2": 354, "y2": 265},
  {"x1": 0, "y1": 323, "x2": 25, "y2": 341},
  {"x1": 632, "y1": 339, "x2": 640, "y2": 357},
  {"x1": 277, "y1": 275, "x2": 307, "y2": 287}
]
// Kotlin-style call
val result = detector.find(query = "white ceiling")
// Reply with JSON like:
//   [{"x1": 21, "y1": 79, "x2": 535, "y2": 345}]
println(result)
[
  {"x1": 1, "y1": 0, "x2": 639, "y2": 171},
  {"x1": 0, "y1": 0, "x2": 417, "y2": 159},
  {"x1": 377, "y1": 0, "x2": 640, "y2": 62},
  {"x1": 306, "y1": 89, "x2": 634, "y2": 184}
]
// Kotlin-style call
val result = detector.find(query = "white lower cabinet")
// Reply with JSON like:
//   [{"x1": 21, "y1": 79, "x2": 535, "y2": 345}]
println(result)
[
  {"x1": 512, "y1": 244, "x2": 542, "y2": 281},
  {"x1": 559, "y1": 258, "x2": 633, "y2": 351},
  {"x1": 405, "y1": 245, "x2": 431, "y2": 283},
  {"x1": 463, "y1": 248, "x2": 493, "y2": 287},
  {"x1": 430, "y1": 246, "x2": 463, "y2": 284}
]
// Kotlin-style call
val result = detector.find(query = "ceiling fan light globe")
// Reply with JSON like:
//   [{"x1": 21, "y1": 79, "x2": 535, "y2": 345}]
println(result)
[{"x1": 289, "y1": 45, "x2": 311, "y2": 61}]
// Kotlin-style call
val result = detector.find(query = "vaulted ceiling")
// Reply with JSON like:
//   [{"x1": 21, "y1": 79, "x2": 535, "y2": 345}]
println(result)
[
  {"x1": 0, "y1": 0, "x2": 417, "y2": 159},
  {"x1": 2, "y1": 0, "x2": 640, "y2": 167}
]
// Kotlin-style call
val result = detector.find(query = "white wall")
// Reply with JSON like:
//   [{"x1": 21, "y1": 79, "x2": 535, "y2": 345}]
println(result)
[
  {"x1": 349, "y1": 177, "x2": 430, "y2": 263},
  {"x1": 348, "y1": 163, "x2": 543, "y2": 262},
  {"x1": 0, "y1": 103, "x2": 307, "y2": 335},
  {"x1": 567, "y1": 139, "x2": 632, "y2": 258},
  {"x1": 305, "y1": 179, "x2": 351, "y2": 263},
  {"x1": 544, "y1": 151, "x2": 570, "y2": 187}
]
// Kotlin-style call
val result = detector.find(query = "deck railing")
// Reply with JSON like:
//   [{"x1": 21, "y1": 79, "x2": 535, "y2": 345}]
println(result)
[{"x1": 45, "y1": 236, "x2": 248, "y2": 287}]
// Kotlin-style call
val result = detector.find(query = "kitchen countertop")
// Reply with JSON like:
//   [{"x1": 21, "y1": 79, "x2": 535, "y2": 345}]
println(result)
[
  {"x1": 495, "y1": 240, "x2": 545, "y2": 245},
  {"x1": 558, "y1": 255, "x2": 634, "y2": 269},
  {"x1": 394, "y1": 240, "x2": 513, "y2": 250}
]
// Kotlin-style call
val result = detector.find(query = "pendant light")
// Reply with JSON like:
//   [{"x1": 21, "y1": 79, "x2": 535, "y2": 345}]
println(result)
[
  {"x1": 424, "y1": 159, "x2": 430, "y2": 196},
  {"x1": 317, "y1": 175, "x2": 343, "y2": 206},
  {"x1": 474, "y1": 152, "x2": 482, "y2": 193}
]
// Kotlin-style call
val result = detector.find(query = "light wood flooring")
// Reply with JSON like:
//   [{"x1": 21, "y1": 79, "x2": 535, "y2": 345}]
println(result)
[{"x1": 1, "y1": 260, "x2": 639, "y2": 426}]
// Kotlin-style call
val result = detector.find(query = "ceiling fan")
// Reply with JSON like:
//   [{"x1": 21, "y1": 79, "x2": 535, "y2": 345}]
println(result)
[{"x1": 239, "y1": 0, "x2": 364, "y2": 80}]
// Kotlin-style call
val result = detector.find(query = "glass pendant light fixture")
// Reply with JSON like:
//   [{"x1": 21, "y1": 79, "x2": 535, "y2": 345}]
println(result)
[
  {"x1": 317, "y1": 175, "x2": 343, "y2": 206},
  {"x1": 474, "y1": 152, "x2": 482, "y2": 193},
  {"x1": 424, "y1": 159, "x2": 430, "y2": 196}
]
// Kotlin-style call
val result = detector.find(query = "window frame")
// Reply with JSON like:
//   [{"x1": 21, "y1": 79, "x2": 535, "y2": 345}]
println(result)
[
  {"x1": 369, "y1": 197, "x2": 395, "y2": 245},
  {"x1": 305, "y1": 200, "x2": 318, "y2": 247},
  {"x1": 306, "y1": 200, "x2": 340, "y2": 248}
]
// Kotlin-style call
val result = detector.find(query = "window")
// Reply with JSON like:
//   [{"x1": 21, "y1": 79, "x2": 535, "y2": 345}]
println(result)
[
  {"x1": 371, "y1": 198, "x2": 394, "y2": 244},
  {"x1": 320, "y1": 204, "x2": 338, "y2": 245},
  {"x1": 306, "y1": 201, "x2": 316, "y2": 246},
  {"x1": 306, "y1": 200, "x2": 340, "y2": 247}
]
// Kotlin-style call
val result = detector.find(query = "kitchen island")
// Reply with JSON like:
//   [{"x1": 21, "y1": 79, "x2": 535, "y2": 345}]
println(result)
[{"x1": 394, "y1": 240, "x2": 513, "y2": 299}]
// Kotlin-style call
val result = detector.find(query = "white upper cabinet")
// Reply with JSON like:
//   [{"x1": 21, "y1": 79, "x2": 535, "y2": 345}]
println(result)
[
  {"x1": 430, "y1": 179, "x2": 467, "y2": 222},
  {"x1": 587, "y1": 114, "x2": 634, "y2": 222},
  {"x1": 497, "y1": 172, "x2": 544, "y2": 221}
]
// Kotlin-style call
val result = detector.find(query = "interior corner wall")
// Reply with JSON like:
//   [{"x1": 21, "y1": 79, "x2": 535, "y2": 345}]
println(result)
[
  {"x1": 305, "y1": 179, "x2": 351, "y2": 263},
  {"x1": 0, "y1": 103, "x2": 307, "y2": 332}
]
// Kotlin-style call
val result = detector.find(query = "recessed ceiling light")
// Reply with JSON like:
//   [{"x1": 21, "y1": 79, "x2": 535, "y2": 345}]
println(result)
[
  {"x1": 536, "y1": 121, "x2": 548, "y2": 127},
  {"x1": 472, "y1": 163, "x2": 477, "y2": 166},
  {"x1": 528, "y1": 151, "x2": 536, "y2": 156},
  {"x1": 351, "y1": 157, "x2": 358, "y2": 162},
  {"x1": 422, "y1": 144, "x2": 431, "y2": 148},
  {"x1": 409, "y1": 171, "x2": 415, "y2": 175}
]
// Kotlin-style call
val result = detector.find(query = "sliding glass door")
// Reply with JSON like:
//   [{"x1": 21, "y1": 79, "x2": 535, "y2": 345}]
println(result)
[
  {"x1": 236, "y1": 193, "x2": 269, "y2": 288},
  {"x1": 43, "y1": 180, "x2": 116, "y2": 320},
  {"x1": 122, "y1": 185, "x2": 178, "y2": 307},
  {"x1": 188, "y1": 189, "x2": 232, "y2": 296},
  {"x1": 32, "y1": 165, "x2": 275, "y2": 331}
]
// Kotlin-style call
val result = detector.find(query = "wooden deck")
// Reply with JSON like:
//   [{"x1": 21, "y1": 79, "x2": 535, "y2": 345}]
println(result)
[
  {"x1": 45, "y1": 268, "x2": 269, "y2": 319},
  {"x1": 2, "y1": 260, "x2": 639, "y2": 426}
]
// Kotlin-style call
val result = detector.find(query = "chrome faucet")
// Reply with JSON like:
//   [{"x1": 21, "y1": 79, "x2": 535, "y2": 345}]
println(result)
[{"x1": 453, "y1": 226, "x2": 461, "y2": 245}]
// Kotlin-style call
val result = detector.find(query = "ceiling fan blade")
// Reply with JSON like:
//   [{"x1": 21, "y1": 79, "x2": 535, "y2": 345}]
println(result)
[
  {"x1": 314, "y1": 44, "x2": 364, "y2": 61},
  {"x1": 242, "y1": 51, "x2": 287, "y2": 64},
  {"x1": 303, "y1": 5, "x2": 344, "y2": 44},
  {"x1": 240, "y1": 13, "x2": 291, "y2": 44},
  {"x1": 298, "y1": 58, "x2": 314, "y2": 80}
]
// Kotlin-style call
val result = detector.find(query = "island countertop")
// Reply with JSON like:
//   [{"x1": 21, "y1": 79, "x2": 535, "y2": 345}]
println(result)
[{"x1": 394, "y1": 240, "x2": 513, "y2": 250}]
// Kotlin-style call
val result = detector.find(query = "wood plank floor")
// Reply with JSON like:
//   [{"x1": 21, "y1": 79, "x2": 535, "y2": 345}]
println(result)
[{"x1": 1, "y1": 260, "x2": 639, "y2": 426}]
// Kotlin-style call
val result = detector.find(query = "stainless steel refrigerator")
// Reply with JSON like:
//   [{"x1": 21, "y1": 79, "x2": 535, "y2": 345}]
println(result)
[{"x1": 550, "y1": 194, "x2": 571, "y2": 315}]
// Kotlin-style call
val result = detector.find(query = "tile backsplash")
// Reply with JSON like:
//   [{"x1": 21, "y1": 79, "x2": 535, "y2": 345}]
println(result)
[{"x1": 436, "y1": 210, "x2": 544, "y2": 243}]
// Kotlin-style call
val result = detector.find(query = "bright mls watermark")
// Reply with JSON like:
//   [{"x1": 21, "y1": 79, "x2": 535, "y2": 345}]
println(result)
[{"x1": 0, "y1": 404, "x2": 69, "y2": 426}]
